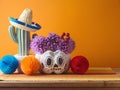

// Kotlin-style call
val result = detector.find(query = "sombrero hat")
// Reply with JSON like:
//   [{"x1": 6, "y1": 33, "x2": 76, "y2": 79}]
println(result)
[{"x1": 9, "y1": 8, "x2": 41, "y2": 32}]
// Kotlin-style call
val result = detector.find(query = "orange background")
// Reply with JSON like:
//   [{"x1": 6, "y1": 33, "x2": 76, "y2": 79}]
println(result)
[{"x1": 0, "y1": 0, "x2": 120, "y2": 68}]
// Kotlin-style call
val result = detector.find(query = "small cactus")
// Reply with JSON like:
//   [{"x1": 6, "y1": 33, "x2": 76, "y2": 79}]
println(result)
[
  {"x1": 8, "y1": 8, "x2": 41, "y2": 56},
  {"x1": 8, "y1": 25, "x2": 30, "y2": 56}
]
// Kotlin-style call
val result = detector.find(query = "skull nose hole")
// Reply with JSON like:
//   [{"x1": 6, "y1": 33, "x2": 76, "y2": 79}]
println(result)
[{"x1": 54, "y1": 64, "x2": 58, "y2": 67}]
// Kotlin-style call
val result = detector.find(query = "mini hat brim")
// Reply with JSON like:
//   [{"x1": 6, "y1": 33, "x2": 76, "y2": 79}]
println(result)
[{"x1": 9, "y1": 17, "x2": 41, "y2": 32}]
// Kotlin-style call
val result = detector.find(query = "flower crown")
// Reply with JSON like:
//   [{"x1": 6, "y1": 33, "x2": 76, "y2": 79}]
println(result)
[{"x1": 30, "y1": 33, "x2": 75, "y2": 54}]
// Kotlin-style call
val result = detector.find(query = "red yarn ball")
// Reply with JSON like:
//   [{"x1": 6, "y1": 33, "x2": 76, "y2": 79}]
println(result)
[{"x1": 70, "y1": 56, "x2": 89, "y2": 74}]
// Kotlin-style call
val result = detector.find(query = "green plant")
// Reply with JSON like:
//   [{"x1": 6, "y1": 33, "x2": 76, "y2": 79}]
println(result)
[{"x1": 8, "y1": 25, "x2": 30, "y2": 56}]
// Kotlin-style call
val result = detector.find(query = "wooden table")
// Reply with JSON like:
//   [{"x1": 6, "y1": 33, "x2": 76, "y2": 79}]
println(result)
[{"x1": 0, "y1": 67, "x2": 120, "y2": 90}]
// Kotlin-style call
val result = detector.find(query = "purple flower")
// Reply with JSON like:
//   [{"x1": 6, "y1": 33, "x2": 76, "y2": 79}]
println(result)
[
  {"x1": 30, "y1": 33, "x2": 75, "y2": 54},
  {"x1": 30, "y1": 36, "x2": 48, "y2": 54},
  {"x1": 46, "y1": 33, "x2": 60, "y2": 51},
  {"x1": 58, "y1": 38, "x2": 75, "y2": 54}
]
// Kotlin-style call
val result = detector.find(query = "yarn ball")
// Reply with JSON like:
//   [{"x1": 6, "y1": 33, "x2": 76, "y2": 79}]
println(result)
[
  {"x1": 70, "y1": 56, "x2": 89, "y2": 74},
  {"x1": 21, "y1": 56, "x2": 41, "y2": 75},
  {"x1": 0, "y1": 55, "x2": 18, "y2": 74}
]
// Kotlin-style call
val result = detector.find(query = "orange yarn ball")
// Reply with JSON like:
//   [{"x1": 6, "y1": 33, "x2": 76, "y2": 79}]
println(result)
[{"x1": 21, "y1": 56, "x2": 41, "y2": 75}]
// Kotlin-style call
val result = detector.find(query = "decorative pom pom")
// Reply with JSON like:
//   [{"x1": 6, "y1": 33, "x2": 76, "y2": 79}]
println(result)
[
  {"x1": 58, "y1": 38, "x2": 75, "y2": 54},
  {"x1": 0, "y1": 55, "x2": 18, "y2": 74},
  {"x1": 21, "y1": 56, "x2": 41, "y2": 75},
  {"x1": 30, "y1": 36, "x2": 47, "y2": 54},
  {"x1": 70, "y1": 56, "x2": 89, "y2": 74},
  {"x1": 30, "y1": 33, "x2": 75, "y2": 54}
]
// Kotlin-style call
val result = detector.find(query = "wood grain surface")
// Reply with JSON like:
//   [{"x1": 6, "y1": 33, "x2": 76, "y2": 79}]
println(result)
[
  {"x1": 0, "y1": 67, "x2": 120, "y2": 89},
  {"x1": 0, "y1": 67, "x2": 117, "y2": 81}
]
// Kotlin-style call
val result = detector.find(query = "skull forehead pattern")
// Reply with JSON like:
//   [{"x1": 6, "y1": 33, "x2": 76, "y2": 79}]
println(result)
[{"x1": 36, "y1": 50, "x2": 70, "y2": 74}]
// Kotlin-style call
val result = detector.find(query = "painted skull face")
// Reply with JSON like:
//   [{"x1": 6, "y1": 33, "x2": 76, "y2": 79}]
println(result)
[{"x1": 36, "y1": 50, "x2": 70, "y2": 74}]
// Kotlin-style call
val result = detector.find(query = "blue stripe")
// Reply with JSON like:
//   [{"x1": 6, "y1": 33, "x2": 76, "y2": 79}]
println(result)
[{"x1": 9, "y1": 17, "x2": 41, "y2": 30}]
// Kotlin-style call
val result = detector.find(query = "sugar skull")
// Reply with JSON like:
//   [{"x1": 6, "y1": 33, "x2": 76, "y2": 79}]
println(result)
[
  {"x1": 31, "y1": 33, "x2": 75, "y2": 74},
  {"x1": 53, "y1": 50, "x2": 70, "y2": 74},
  {"x1": 36, "y1": 50, "x2": 54, "y2": 74},
  {"x1": 36, "y1": 50, "x2": 70, "y2": 74}
]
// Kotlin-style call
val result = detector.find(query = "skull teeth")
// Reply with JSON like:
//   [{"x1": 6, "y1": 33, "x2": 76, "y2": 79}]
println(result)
[{"x1": 54, "y1": 68, "x2": 61, "y2": 70}]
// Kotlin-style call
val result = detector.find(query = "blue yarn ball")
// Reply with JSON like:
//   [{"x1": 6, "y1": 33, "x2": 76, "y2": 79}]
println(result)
[{"x1": 0, "y1": 55, "x2": 19, "y2": 74}]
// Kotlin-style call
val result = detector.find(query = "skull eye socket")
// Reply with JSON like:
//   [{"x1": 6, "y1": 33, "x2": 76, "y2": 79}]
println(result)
[
  {"x1": 58, "y1": 57, "x2": 63, "y2": 65},
  {"x1": 47, "y1": 58, "x2": 52, "y2": 66}
]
